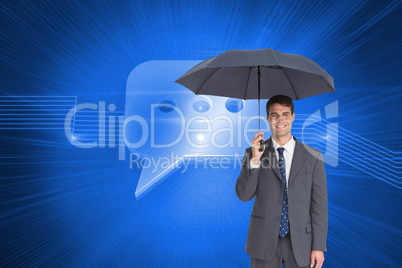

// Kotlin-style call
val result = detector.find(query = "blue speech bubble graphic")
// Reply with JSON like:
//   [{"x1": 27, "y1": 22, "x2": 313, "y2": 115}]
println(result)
[{"x1": 125, "y1": 61, "x2": 339, "y2": 198}]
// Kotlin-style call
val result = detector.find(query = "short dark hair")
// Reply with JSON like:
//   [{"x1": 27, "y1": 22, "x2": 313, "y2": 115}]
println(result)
[{"x1": 266, "y1": 95, "x2": 294, "y2": 115}]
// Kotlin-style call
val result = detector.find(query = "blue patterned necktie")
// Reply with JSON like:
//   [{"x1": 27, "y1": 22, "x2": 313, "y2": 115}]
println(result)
[{"x1": 278, "y1": 147, "x2": 289, "y2": 238}]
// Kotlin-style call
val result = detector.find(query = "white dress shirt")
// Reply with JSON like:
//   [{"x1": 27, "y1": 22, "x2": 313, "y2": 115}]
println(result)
[{"x1": 250, "y1": 136, "x2": 296, "y2": 188}]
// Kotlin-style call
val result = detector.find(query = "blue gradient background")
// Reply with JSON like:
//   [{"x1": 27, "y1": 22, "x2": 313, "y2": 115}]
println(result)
[{"x1": 1, "y1": 0, "x2": 401, "y2": 267}]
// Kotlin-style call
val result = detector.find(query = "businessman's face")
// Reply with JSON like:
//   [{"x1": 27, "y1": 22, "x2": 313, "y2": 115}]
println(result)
[{"x1": 267, "y1": 103, "x2": 295, "y2": 140}]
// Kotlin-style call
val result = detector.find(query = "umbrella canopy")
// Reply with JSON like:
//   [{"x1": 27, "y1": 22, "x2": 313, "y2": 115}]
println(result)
[{"x1": 175, "y1": 48, "x2": 335, "y2": 100}]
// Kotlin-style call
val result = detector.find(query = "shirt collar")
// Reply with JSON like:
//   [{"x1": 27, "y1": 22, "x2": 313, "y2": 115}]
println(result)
[{"x1": 271, "y1": 136, "x2": 296, "y2": 155}]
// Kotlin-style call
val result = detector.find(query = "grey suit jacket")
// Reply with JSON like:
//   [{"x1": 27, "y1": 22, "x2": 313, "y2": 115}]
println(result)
[{"x1": 235, "y1": 137, "x2": 328, "y2": 267}]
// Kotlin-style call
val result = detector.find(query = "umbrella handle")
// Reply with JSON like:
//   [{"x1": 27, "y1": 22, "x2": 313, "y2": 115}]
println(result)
[{"x1": 259, "y1": 138, "x2": 265, "y2": 152}]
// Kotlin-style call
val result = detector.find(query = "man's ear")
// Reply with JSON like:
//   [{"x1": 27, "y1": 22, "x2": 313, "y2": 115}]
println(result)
[{"x1": 291, "y1": 113, "x2": 295, "y2": 122}]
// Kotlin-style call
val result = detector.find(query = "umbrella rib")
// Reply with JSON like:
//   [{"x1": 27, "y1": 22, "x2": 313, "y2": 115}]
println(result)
[
  {"x1": 270, "y1": 48, "x2": 279, "y2": 65},
  {"x1": 319, "y1": 75, "x2": 335, "y2": 93},
  {"x1": 281, "y1": 68, "x2": 299, "y2": 100},
  {"x1": 243, "y1": 67, "x2": 252, "y2": 99},
  {"x1": 194, "y1": 67, "x2": 221, "y2": 95}
]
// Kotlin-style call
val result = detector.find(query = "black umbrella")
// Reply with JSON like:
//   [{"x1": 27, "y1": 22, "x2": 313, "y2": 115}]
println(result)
[{"x1": 175, "y1": 48, "x2": 335, "y2": 150}]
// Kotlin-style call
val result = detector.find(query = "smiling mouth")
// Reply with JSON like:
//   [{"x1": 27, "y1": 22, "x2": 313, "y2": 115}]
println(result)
[{"x1": 276, "y1": 125, "x2": 286, "y2": 128}]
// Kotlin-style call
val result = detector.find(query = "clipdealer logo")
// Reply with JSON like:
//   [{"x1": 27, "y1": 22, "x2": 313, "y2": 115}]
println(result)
[{"x1": 64, "y1": 100, "x2": 339, "y2": 167}]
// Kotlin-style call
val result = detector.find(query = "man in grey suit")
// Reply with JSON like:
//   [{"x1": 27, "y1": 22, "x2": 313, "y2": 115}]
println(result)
[{"x1": 236, "y1": 95, "x2": 328, "y2": 268}]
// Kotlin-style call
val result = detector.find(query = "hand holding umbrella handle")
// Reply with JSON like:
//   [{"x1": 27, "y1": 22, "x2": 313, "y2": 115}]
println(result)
[{"x1": 252, "y1": 133, "x2": 265, "y2": 161}]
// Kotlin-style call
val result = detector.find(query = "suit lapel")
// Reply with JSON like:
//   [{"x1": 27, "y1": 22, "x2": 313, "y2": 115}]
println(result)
[
  {"x1": 288, "y1": 138, "x2": 307, "y2": 186},
  {"x1": 262, "y1": 137, "x2": 282, "y2": 183}
]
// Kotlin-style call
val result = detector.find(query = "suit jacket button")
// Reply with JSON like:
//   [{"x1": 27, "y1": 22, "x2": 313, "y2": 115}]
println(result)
[
  {"x1": 275, "y1": 218, "x2": 279, "y2": 222},
  {"x1": 277, "y1": 201, "x2": 281, "y2": 205}
]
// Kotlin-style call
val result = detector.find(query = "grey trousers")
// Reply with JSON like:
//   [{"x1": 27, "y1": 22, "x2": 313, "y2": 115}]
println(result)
[{"x1": 250, "y1": 233, "x2": 310, "y2": 268}]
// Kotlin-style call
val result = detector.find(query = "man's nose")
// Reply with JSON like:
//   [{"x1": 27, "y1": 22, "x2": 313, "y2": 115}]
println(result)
[{"x1": 277, "y1": 115, "x2": 285, "y2": 121}]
